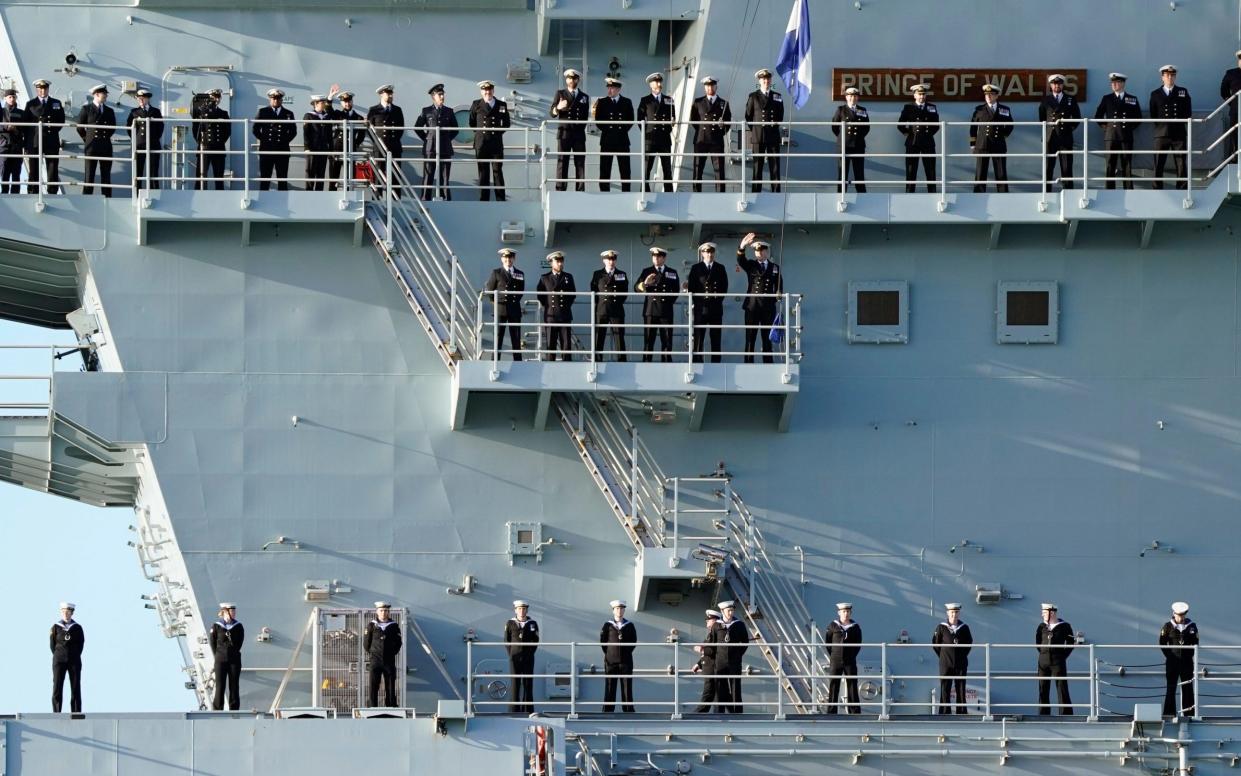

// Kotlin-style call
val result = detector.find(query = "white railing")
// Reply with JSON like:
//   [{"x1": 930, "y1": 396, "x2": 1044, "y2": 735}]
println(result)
[{"x1": 0, "y1": 344, "x2": 83, "y2": 421}]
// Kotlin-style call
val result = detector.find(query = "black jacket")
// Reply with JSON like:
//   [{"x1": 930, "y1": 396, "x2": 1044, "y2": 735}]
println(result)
[
  {"x1": 689, "y1": 95, "x2": 731, "y2": 149},
  {"x1": 367, "y1": 103, "x2": 406, "y2": 156},
  {"x1": 484, "y1": 266, "x2": 526, "y2": 319},
  {"x1": 504, "y1": 617, "x2": 539, "y2": 659},
  {"x1": 331, "y1": 107, "x2": 366, "y2": 152},
  {"x1": 1094, "y1": 92, "x2": 1143, "y2": 143},
  {"x1": 600, "y1": 619, "x2": 637, "y2": 664},
  {"x1": 687, "y1": 260, "x2": 728, "y2": 317},
  {"x1": 634, "y1": 265, "x2": 680, "y2": 319},
  {"x1": 736, "y1": 252, "x2": 782, "y2": 313},
  {"x1": 637, "y1": 92, "x2": 675, "y2": 152},
  {"x1": 1038, "y1": 93, "x2": 1081, "y2": 143},
  {"x1": 831, "y1": 104, "x2": 870, "y2": 151},
  {"x1": 744, "y1": 90, "x2": 784, "y2": 147},
  {"x1": 931, "y1": 622, "x2": 973, "y2": 670},
  {"x1": 414, "y1": 104, "x2": 458, "y2": 158},
  {"x1": 193, "y1": 105, "x2": 231, "y2": 149},
  {"x1": 364, "y1": 619, "x2": 403, "y2": 664},
  {"x1": 252, "y1": 105, "x2": 296, "y2": 150},
  {"x1": 76, "y1": 102, "x2": 116, "y2": 155},
  {"x1": 550, "y1": 89, "x2": 590, "y2": 141},
  {"x1": 125, "y1": 105, "x2": 164, "y2": 151},
  {"x1": 537, "y1": 271, "x2": 576, "y2": 321},
  {"x1": 712, "y1": 618, "x2": 749, "y2": 673},
  {"x1": 210, "y1": 620, "x2": 245, "y2": 663},
  {"x1": 1035, "y1": 619, "x2": 1074, "y2": 665},
  {"x1": 50, "y1": 619, "x2": 85, "y2": 664},
  {"x1": 0, "y1": 105, "x2": 30, "y2": 154},
  {"x1": 897, "y1": 102, "x2": 939, "y2": 151},
  {"x1": 593, "y1": 94, "x2": 634, "y2": 151},
  {"x1": 1222, "y1": 67, "x2": 1241, "y2": 120},
  {"x1": 591, "y1": 268, "x2": 629, "y2": 319},
  {"x1": 696, "y1": 620, "x2": 719, "y2": 671},
  {"x1": 468, "y1": 98, "x2": 510, "y2": 154},
  {"x1": 825, "y1": 619, "x2": 862, "y2": 668},
  {"x1": 969, "y1": 102, "x2": 1014, "y2": 153},
  {"x1": 25, "y1": 95, "x2": 65, "y2": 154},
  {"x1": 1159, "y1": 619, "x2": 1199, "y2": 666},
  {"x1": 1149, "y1": 86, "x2": 1192, "y2": 140},
  {"x1": 302, "y1": 111, "x2": 334, "y2": 153}
]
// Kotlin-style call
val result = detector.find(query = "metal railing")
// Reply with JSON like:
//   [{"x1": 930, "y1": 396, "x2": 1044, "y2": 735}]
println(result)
[{"x1": 0, "y1": 344, "x2": 83, "y2": 421}]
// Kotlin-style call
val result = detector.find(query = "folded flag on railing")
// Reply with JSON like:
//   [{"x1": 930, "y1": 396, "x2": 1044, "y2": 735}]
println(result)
[
  {"x1": 775, "y1": 0, "x2": 812, "y2": 110},
  {"x1": 769, "y1": 311, "x2": 784, "y2": 345}
]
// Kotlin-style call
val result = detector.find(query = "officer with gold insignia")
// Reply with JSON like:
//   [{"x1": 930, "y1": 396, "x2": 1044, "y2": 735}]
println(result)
[
  {"x1": 634, "y1": 247, "x2": 678, "y2": 362},
  {"x1": 1160, "y1": 601, "x2": 1198, "y2": 718},
  {"x1": 638, "y1": 72, "x2": 675, "y2": 193},
  {"x1": 210, "y1": 603, "x2": 244, "y2": 710},
  {"x1": 689, "y1": 76, "x2": 730, "y2": 192},
  {"x1": 367, "y1": 85, "x2": 405, "y2": 195},
  {"x1": 550, "y1": 69, "x2": 589, "y2": 191},
  {"x1": 253, "y1": 88, "x2": 296, "y2": 190},
  {"x1": 125, "y1": 87, "x2": 163, "y2": 190},
  {"x1": 302, "y1": 94, "x2": 334, "y2": 191},
  {"x1": 193, "y1": 88, "x2": 231, "y2": 190},
  {"x1": 745, "y1": 69, "x2": 784, "y2": 192},
  {"x1": 76, "y1": 84, "x2": 116, "y2": 197},
  {"x1": 538, "y1": 251, "x2": 576, "y2": 361},
  {"x1": 50, "y1": 602, "x2": 84, "y2": 713},
  {"x1": 897, "y1": 84, "x2": 939, "y2": 192},
  {"x1": 364, "y1": 602, "x2": 403, "y2": 707},
  {"x1": 415, "y1": 84, "x2": 458, "y2": 201},
  {"x1": 504, "y1": 600, "x2": 539, "y2": 713},
  {"x1": 826, "y1": 602, "x2": 863, "y2": 714},
  {"x1": 469, "y1": 80, "x2": 511, "y2": 201},
  {"x1": 970, "y1": 83, "x2": 1013, "y2": 192},
  {"x1": 25, "y1": 78, "x2": 64, "y2": 194},
  {"x1": 591, "y1": 250, "x2": 628, "y2": 361},
  {"x1": 1039, "y1": 74, "x2": 1081, "y2": 190},
  {"x1": 593, "y1": 76, "x2": 634, "y2": 192},
  {"x1": 329, "y1": 90, "x2": 365, "y2": 191},
  {"x1": 736, "y1": 233, "x2": 783, "y2": 363},
  {"x1": 831, "y1": 86, "x2": 869, "y2": 193},
  {"x1": 1150, "y1": 65, "x2": 1192, "y2": 190},
  {"x1": 484, "y1": 248, "x2": 525, "y2": 360},
  {"x1": 931, "y1": 602, "x2": 973, "y2": 714},
  {"x1": 687, "y1": 242, "x2": 728, "y2": 363},
  {"x1": 1094, "y1": 73, "x2": 1142, "y2": 189}
]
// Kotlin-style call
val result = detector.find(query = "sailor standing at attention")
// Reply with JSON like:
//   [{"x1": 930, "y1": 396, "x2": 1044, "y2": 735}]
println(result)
[
  {"x1": 210, "y1": 603, "x2": 244, "y2": 710},
  {"x1": 1159, "y1": 601, "x2": 1198, "y2": 718},
  {"x1": 537, "y1": 251, "x2": 576, "y2": 361},
  {"x1": 253, "y1": 88, "x2": 297, "y2": 191},
  {"x1": 364, "y1": 602, "x2": 403, "y2": 707},
  {"x1": 931, "y1": 602, "x2": 972, "y2": 714},
  {"x1": 897, "y1": 84, "x2": 939, "y2": 192},
  {"x1": 744, "y1": 69, "x2": 784, "y2": 192},
  {"x1": 600, "y1": 599, "x2": 637, "y2": 712},
  {"x1": 549, "y1": 69, "x2": 589, "y2": 191},
  {"x1": 590, "y1": 250, "x2": 628, "y2": 362},
  {"x1": 1035, "y1": 602, "x2": 1074, "y2": 715},
  {"x1": 76, "y1": 84, "x2": 116, "y2": 196},
  {"x1": 484, "y1": 248, "x2": 525, "y2": 360},
  {"x1": 504, "y1": 600, "x2": 539, "y2": 713},
  {"x1": 826, "y1": 602, "x2": 863, "y2": 714},
  {"x1": 633, "y1": 246, "x2": 678, "y2": 362},
  {"x1": 414, "y1": 83, "x2": 458, "y2": 200},
  {"x1": 712, "y1": 601, "x2": 749, "y2": 713},
  {"x1": 50, "y1": 602, "x2": 84, "y2": 713},
  {"x1": 830, "y1": 86, "x2": 869, "y2": 193}
]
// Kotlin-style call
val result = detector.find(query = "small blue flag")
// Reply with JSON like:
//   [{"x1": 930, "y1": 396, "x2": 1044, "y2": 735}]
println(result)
[{"x1": 775, "y1": 0, "x2": 812, "y2": 109}]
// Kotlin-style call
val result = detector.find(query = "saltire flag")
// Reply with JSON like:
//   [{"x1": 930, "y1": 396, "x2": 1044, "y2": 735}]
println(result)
[{"x1": 775, "y1": 0, "x2": 812, "y2": 109}]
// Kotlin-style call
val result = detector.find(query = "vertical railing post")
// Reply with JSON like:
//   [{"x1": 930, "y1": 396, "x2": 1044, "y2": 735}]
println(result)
[
  {"x1": 491, "y1": 290, "x2": 500, "y2": 368},
  {"x1": 671, "y1": 478, "x2": 679, "y2": 556},
  {"x1": 982, "y1": 644, "x2": 992, "y2": 721},
  {"x1": 1185, "y1": 116, "x2": 1195, "y2": 206},
  {"x1": 243, "y1": 118, "x2": 251, "y2": 204},
  {"x1": 671, "y1": 640, "x2": 681, "y2": 719},
  {"x1": 782, "y1": 294, "x2": 792, "y2": 378},
  {"x1": 629, "y1": 426, "x2": 638, "y2": 528},
  {"x1": 1193, "y1": 644, "x2": 1202, "y2": 720},
  {"x1": 465, "y1": 638, "x2": 474, "y2": 717},
  {"x1": 539, "y1": 122, "x2": 547, "y2": 194},
  {"x1": 449, "y1": 257, "x2": 458, "y2": 354},
  {"x1": 740, "y1": 122, "x2": 748, "y2": 196},
  {"x1": 686, "y1": 293, "x2": 695, "y2": 365},
  {"x1": 589, "y1": 291, "x2": 597, "y2": 365},
  {"x1": 938, "y1": 121, "x2": 946, "y2": 203},
  {"x1": 1087, "y1": 643, "x2": 1098, "y2": 721},
  {"x1": 36, "y1": 125, "x2": 45, "y2": 210},
  {"x1": 1080, "y1": 117, "x2": 1089, "y2": 201},
  {"x1": 638, "y1": 119, "x2": 646, "y2": 206},
  {"x1": 384, "y1": 150, "x2": 394, "y2": 248},
  {"x1": 1041, "y1": 121, "x2": 1048, "y2": 205},
  {"x1": 130, "y1": 117, "x2": 138, "y2": 198},
  {"x1": 341, "y1": 118, "x2": 351, "y2": 196},
  {"x1": 775, "y1": 641, "x2": 785, "y2": 720},
  {"x1": 879, "y1": 642, "x2": 889, "y2": 719},
  {"x1": 569, "y1": 640, "x2": 578, "y2": 718}
]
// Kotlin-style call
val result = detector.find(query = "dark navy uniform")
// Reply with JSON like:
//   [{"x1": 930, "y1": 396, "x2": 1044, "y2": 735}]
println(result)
[
  {"x1": 209, "y1": 617, "x2": 244, "y2": 710},
  {"x1": 302, "y1": 107, "x2": 334, "y2": 191},
  {"x1": 1160, "y1": 616, "x2": 1198, "y2": 717},
  {"x1": 484, "y1": 263, "x2": 525, "y2": 360},
  {"x1": 826, "y1": 618, "x2": 862, "y2": 714},
  {"x1": 550, "y1": 86, "x2": 589, "y2": 191},
  {"x1": 590, "y1": 263, "x2": 628, "y2": 361},
  {"x1": 329, "y1": 103, "x2": 365, "y2": 191},
  {"x1": 687, "y1": 258, "x2": 728, "y2": 363},
  {"x1": 736, "y1": 248, "x2": 782, "y2": 363},
  {"x1": 367, "y1": 101, "x2": 405, "y2": 157},
  {"x1": 1039, "y1": 90, "x2": 1081, "y2": 189},
  {"x1": 634, "y1": 262, "x2": 679, "y2": 361},
  {"x1": 638, "y1": 90, "x2": 675, "y2": 192},
  {"x1": 193, "y1": 100, "x2": 231, "y2": 190},
  {"x1": 689, "y1": 93, "x2": 730, "y2": 192},
  {"x1": 504, "y1": 616, "x2": 539, "y2": 713},
  {"x1": 897, "y1": 98, "x2": 939, "y2": 192},
  {"x1": 1150, "y1": 83, "x2": 1192, "y2": 189},
  {"x1": 592, "y1": 92, "x2": 634, "y2": 192},
  {"x1": 712, "y1": 617, "x2": 749, "y2": 713},
  {"x1": 745, "y1": 88, "x2": 784, "y2": 192},
  {"x1": 970, "y1": 99, "x2": 1014, "y2": 192},
  {"x1": 693, "y1": 616, "x2": 720, "y2": 712},
  {"x1": 600, "y1": 618, "x2": 637, "y2": 712},
  {"x1": 364, "y1": 616, "x2": 403, "y2": 707},
  {"x1": 76, "y1": 100, "x2": 116, "y2": 196},
  {"x1": 414, "y1": 99, "x2": 459, "y2": 200},
  {"x1": 931, "y1": 619, "x2": 973, "y2": 714},
  {"x1": 1221, "y1": 64, "x2": 1241, "y2": 158},
  {"x1": 50, "y1": 618, "x2": 84, "y2": 713},
  {"x1": 252, "y1": 103, "x2": 296, "y2": 190},
  {"x1": 537, "y1": 266, "x2": 576, "y2": 360},
  {"x1": 469, "y1": 96, "x2": 510, "y2": 200},
  {"x1": 125, "y1": 102, "x2": 164, "y2": 190},
  {"x1": 0, "y1": 99, "x2": 30, "y2": 193},
  {"x1": 25, "y1": 91, "x2": 65, "y2": 193},
  {"x1": 1094, "y1": 89, "x2": 1142, "y2": 189},
  {"x1": 1035, "y1": 615, "x2": 1074, "y2": 715},
  {"x1": 831, "y1": 101, "x2": 870, "y2": 193}
]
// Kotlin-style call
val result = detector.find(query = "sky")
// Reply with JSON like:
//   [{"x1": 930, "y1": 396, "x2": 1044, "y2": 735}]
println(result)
[{"x1": 0, "y1": 320, "x2": 194, "y2": 713}]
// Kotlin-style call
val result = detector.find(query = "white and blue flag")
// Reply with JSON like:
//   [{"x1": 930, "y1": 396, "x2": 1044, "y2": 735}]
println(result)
[{"x1": 775, "y1": 0, "x2": 812, "y2": 109}]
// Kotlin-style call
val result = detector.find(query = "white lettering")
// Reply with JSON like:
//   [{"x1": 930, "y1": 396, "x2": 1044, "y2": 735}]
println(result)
[{"x1": 943, "y1": 73, "x2": 959, "y2": 96}]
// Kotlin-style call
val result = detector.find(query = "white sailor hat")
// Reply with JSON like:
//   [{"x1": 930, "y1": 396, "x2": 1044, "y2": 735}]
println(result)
[
  {"x1": 911, "y1": 83, "x2": 930, "y2": 94},
  {"x1": 338, "y1": 91, "x2": 355, "y2": 100},
  {"x1": 600, "y1": 249, "x2": 618, "y2": 259},
  {"x1": 1040, "y1": 602, "x2": 1058, "y2": 611},
  {"x1": 374, "y1": 601, "x2": 391, "y2": 608},
  {"x1": 701, "y1": 76, "x2": 718, "y2": 86},
  {"x1": 1160, "y1": 64, "x2": 1177, "y2": 74},
  {"x1": 266, "y1": 88, "x2": 284, "y2": 98},
  {"x1": 477, "y1": 80, "x2": 495, "y2": 90},
  {"x1": 376, "y1": 84, "x2": 394, "y2": 94},
  {"x1": 981, "y1": 83, "x2": 1000, "y2": 94},
  {"x1": 498, "y1": 248, "x2": 517, "y2": 257},
  {"x1": 944, "y1": 602, "x2": 962, "y2": 611},
  {"x1": 428, "y1": 83, "x2": 445, "y2": 95},
  {"x1": 513, "y1": 599, "x2": 529, "y2": 608},
  {"x1": 755, "y1": 68, "x2": 773, "y2": 79},
  {"x1": 649, "y1": 246, "x2": 668, "y2": 256},
  {"x1": 206, "y1": 88, "x2": 223, "y2": 98},
  {"x1": 219, "y1": 602, "x2": 237, "y2": 609},
  {"x1": 90, "y1": 83, "x2": 109, "y2": 95},
  {"x1": 1236, "y1": 50, "x2": 1241, "y2": 58},
  {"x1": 1046, "y1": 73, "x2": 1066, "y2": 84},
  {"x1": 33, "y1": 78, "x2": 50, "y2": 88},
  {"x1": 59, "y1": 601, "x2": 75, "y2": 610},
  {"x1": 752, "y1": 240, "x2": 770, "y2": 250},
  {"x1": 706, "y1": 609, "x2": 721, "y2": 619},
  {"x1": 843, "y1": 86, "x2": 860, "y2": 96},
  {"x1": 547, "y1": 250, "x2": 565, "y2": 262},
  {"x1": 609, "y1": 599, "x2": 627, "y2": 608},
  {"x1": 1171, "y1": 601, "x2": 1190, "y2": 615},
  {"x1": 698, "y1": 241, "x2": 717, "y2": 252},
  {"x1": 836, "y1": 602, "x2": 853, "y2": 610},
  {"x1": 646, "y1": 72, "x2": 664, "y2": 84},
  {"x1": 563, "y1": 69, "x2": 581, "y2": 79},
  {"x1": 136, "y1": 87, "x2": 153, "y2": 98},
  {"x1": 1108, "y1": 72, "x2": 1128, "y2": 82},
  {"x1": 605, "y1": 77, "x2": 622, "y2": 87},
  {"x1": 717, "y1": 600, "x2": 736, "y2": 610},
  {"x1": 310, "y1": 93, "x2": 328, "y2": 104}
]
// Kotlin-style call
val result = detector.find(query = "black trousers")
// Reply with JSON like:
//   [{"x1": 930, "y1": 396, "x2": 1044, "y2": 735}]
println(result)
[
  {"x1": 51, "y1": 660, "x2": 82, "y2": 713},
  {"x1": 197, "y1": 150, "x2": 226, "y2": 190},
  {"x1": 694, "y1": 673, "x2": 716, "y2": 713},
  {"x1": 836, "y1": 153, "x2": 866, "y2": 193},
  {"x1": 744, "y1": 308, "x2": 776, "y2": 363},
  {"x1": 368, "y1": 660, "x2": 398, "y2": 707},
  {"x1": 827, "y1": 662, "x2": 861, "y2": 714},
  {"x1": 495, "y1": 312, "x2": 522, "y2": 360},
  {"x1": 329, "y1": 152, "x2": 349, "y2": 191},
  {"x1": 84, "y1": 155, "x2": 112, "y2": 197},
  {"x1": 938, "y1": 665, "x2": 967, "y2": 714},
  {"x1": 1036, "y1": 660, "x2": 1073, "y2": 715},
  {"x1": 133, "y1": 151, "x2": 160, "y2": 190},
  {"x1": 974, "y1": 154, "x2": 1008, "y2": 192},
  {"x1": 1227, "y1": 115, "x2": 1238, "y2": 161},
  {"x1": 212, "y1": 658, "x2": 241, "y2": 710},
  {"x1": 422, "y1": 159, "x2": 451, "y2": 200},
  {"x1": 1164, "y1": 660, "x2": 1195, "y2": 717},
  {"x1": 543, "y1": 317, "x2": 572, "y2": 361},
  {"x1": 751, "y1": 143, "x2": 781, "y2": 192},
  {"x1": 258, "y1": 152, "x2": 289, "y2": 190},
  {"x1": 1104, "y1": 137, "x2": 1134, "y2": 189},
  {"x1": 603, "y1": 659, "x2": 634, "y2": 712},
  {"x1": 1, "y1": 156, "x2": 21, "y2": 193},
  {"x1": 305, "y1": 153, "x2": 328, "y2": 191},
  {"x1": 27, "y1": 155, "x2": 59, "y2": 194},
  {"x1": 555, "y1": 136, "x2": 585, "y2": 191},
  {"x1": 904, "y1": 153, "x2": 937, "y2": 192},
  {"x1": 644, "y1": 152, "x2": 673, "y2": 192},
  {"x1": 693, "y1": 144, "x2": 726, "y2": 192},
  {"x1": 373, "y1": 151, "x2": 403, "y2": 198},
  {"x1": 509, "y1": 653, "x2": 535, "y2": 713},
  {"x1": 1044, "y1": 135, "x2": 1075, "y2": 189},
  {"x1": 643, "y1": 315, "x2": 673, "y2": 362},
  {"x1": 599, "y1": 150, "x2": 631, "y2": 192},
  {"x1": 593, "y1": 315, "x2": 626, "y2": 361},
  {"x1": 692, "y1": 312, "x2": 722, "y2": 363},
  {"x1": 477, "y1": 148, "x2": 506, "y2": 201},
  {"x1": 713, "y1": 672, "x2": 743, "y2": 714},
  {"x1": 1153, "y1": 137, "x2": 1188, "y2": 189}
]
